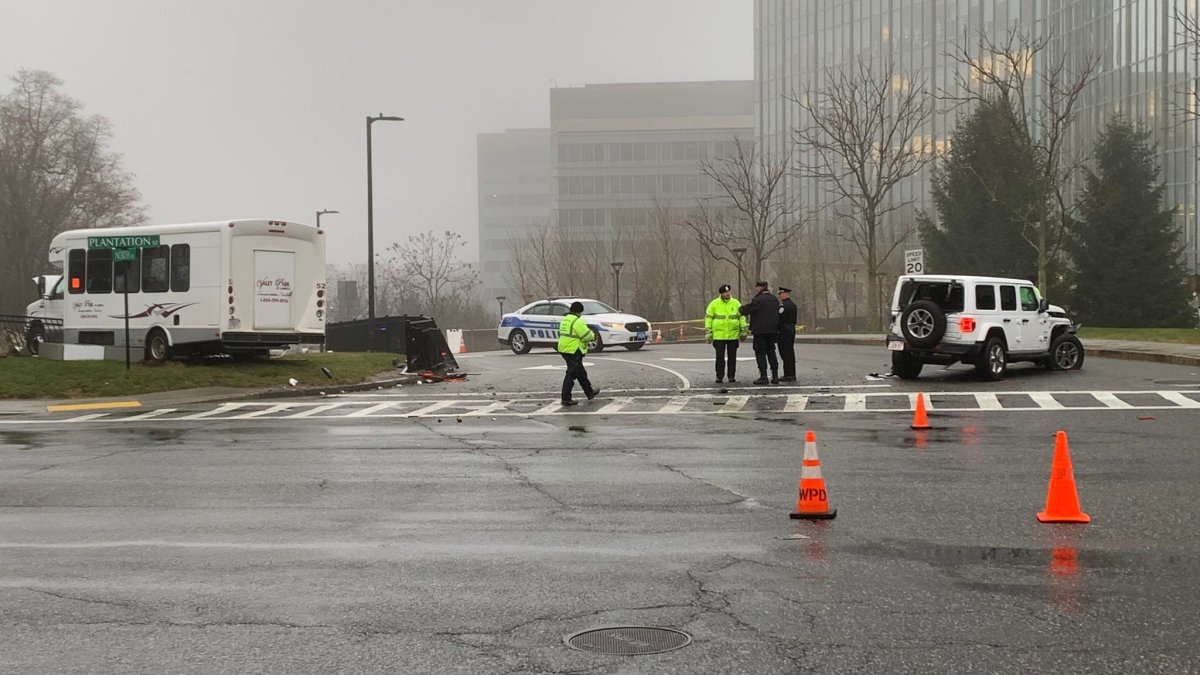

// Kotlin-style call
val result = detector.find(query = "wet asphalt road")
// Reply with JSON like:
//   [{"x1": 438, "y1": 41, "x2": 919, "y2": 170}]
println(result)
[{"x1": 1, "y1": 343, "x2": 1199, "y2": 673}]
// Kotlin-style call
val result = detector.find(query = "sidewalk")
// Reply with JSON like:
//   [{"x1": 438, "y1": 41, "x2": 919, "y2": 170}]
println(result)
[
  {"x1": 2, "y1": 338, "x2": 1197, "y2": 414},
  {"x1": 796, "y1": 334, "x2": 1200, "y2": 368}
]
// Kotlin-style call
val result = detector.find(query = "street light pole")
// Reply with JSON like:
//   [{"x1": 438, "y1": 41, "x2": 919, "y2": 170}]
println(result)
[
  {"x1": 496, "y1": 295, "x2": 506, "y2": 316},
  {"x1": 316, "y1": 209, "x2": 339, "y2": 229},
  {"x1": 366, "y1": 113, "x2": 404, "y2": 346},
  {"x1": 731, "y1": 247, "x2": 747, "y2": 300},
  {"x1": 610, "y1": 261, "x2": 625, "y2": 309}
]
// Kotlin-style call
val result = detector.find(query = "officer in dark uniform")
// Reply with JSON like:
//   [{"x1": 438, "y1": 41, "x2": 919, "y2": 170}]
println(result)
[
  {"x1": 739, "y1": 280, "x2": 780, "y2": 385},
  {"x1": 776, "y1": 286, "x2": 798, "y2": 382}
]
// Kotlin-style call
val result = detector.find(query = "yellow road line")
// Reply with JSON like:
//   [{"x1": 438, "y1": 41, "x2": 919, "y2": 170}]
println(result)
[{"x1": 47, "y1": 401, "x2": 142, "y2": 413}]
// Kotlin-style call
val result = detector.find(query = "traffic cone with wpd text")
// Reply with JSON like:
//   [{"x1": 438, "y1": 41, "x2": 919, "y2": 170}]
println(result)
[
  {"x1": 790, "y1": 430, "x2": 837, "y2": 520},
  {"x1": 1037, "y1": 431, "x2": 1090, "y2": 523},
  {"x1": 910, "y1": 393, "x2": 931, "y2": 430}
]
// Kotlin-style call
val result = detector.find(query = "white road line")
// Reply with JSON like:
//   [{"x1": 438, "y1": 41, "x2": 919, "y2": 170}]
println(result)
[
  {"x1": 532, "y1": 401, "x2": 568, "y2": 415},
  {"x1": 62, "y1": 413, "x2": 110, "y2": 423},
  {"x1": 176, "y1": 403, "x2": 252, "y2": 420},
  {"x1": 720, "y1": 395, "x2": 750, "y2": 413},
  {"x1": 228, "y1": 404, "x2": 293, "y2": 419},
  {"x1": 783, "y1": 395, "x2": 809, "y2": 412},
  {"x1": 1092, "y1": 392, "x2": 1133, "y2": 409},
  {"x1": 975, "y1": 393, "x2": 1002, "y2": 410},
  {"x1": 460, "y1": 401, "x2": 509, "y2": 416},
  {"x1": 404, "y1": 401, "x2": 456, "y2": 417},
  {"x1": 588, "y1": 355, "x2": 692, "y2": 391},
  {"x1": 595, "y1": 397, "x2": 633, "y2": 414},
  {"x1": 659, "y1": 396, "x2": 691, "y2": 414},
  {"x1": 123, "y1": 408, "x2": 177, "y2": 420},
  {"x1": 1029, "y1": 392, "x2": 1065, "y2": 409},
  {"x1": 843, "y1": 394, "x2": 867, "y2": 411},
  {"x1": 347, "y1": 401, "x2": 399, "y2": 417},
  {"x1": 288, "y1": 402, "x2": 352, "y2": 418},
  {"x1": 1159, "y1": 391, "x2": 1200, "y2": 408}
]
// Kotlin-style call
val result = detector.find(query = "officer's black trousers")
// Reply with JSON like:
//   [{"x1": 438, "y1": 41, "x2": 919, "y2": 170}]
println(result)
[
  {"x1": 752, "y1": 333, "x2": 779, "y2": 375},
  {"x1": 712, "y1": 339, "x2": 739, "y2": 380},
  {"x1": 777, "y1": 330, "x2": 796, "y2": 378},
  {"x1": 560, "y1": 350, "x2": 593, "y2": 402}
]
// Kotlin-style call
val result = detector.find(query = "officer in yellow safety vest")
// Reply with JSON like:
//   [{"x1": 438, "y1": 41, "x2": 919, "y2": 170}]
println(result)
[
  {"x1": 705, "y1": 284, "x2": 749, "y2": 384},
  {"x1": 557, "y1": 300, "x2": 601, "y2": 406}
]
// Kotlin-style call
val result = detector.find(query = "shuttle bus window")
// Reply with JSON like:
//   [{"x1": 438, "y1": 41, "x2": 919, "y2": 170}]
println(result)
[
  {"x1": 68, "y1": 249, "x2": 86, "y2": 294},
  {"x1": 86, "y1": 249, "x2": 113, "y2": 293},
  {"x1": 142, "y1": 245, "x2": 169, "y2": 292},
  {"x1": 115, "y1": 254, "x2": 141, "y2": 293},
  {"x1": 170, "y1": 244, "x2": 190, "y2": 292}
]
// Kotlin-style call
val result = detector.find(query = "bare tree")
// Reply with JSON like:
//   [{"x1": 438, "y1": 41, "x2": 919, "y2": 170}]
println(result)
[
  {"x1": 504, "y1": 218, "x2": 556, "y2": 301},
  {"x1": 793, "y1": 57, "x2": 935, "y2": 330},
  {"x1": 1176, "y1": 7, "x2": 1200, "y2": 122},
  {"x1": 684, "y1": 137, "x2": 804, "y2": 294},
  {"x1": 0, "y1": 70, "x2": 145, "y2": 314},
  {"x1": 948, "y1": 30, "x2": 1099, "y2": 294},
  {"x1": 384, "y1": 230, "x2": 479, "y2": 318}
]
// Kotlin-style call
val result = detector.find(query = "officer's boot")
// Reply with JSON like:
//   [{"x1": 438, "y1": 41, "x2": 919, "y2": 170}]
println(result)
[
  {"x1": 771, "y1": 369, "x2": 780, "y2": 385},
  {"x1": 753, "y1": 370, "x2": 769, "y2": 385}
]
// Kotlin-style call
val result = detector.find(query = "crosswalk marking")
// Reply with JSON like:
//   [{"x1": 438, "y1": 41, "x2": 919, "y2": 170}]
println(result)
[
  {"x1": 1159, "y1": 391, "x2": 1200, "y2": 408},
  {"x1": 720, "y1": 395, "x2": 749, "y2": 413},
  {"x1": 1092, "y1": 392, "x2": 1132, "y2": 408},
  {"x1": 13, "y1": 390, "x2": 1200, "y2": 425},
  {"x1": 783, "y1": 394, "x2": 809, "y2": 412},
  {"x1": 1029, "y1": 392, "x2": 1065, "y2": 409}
]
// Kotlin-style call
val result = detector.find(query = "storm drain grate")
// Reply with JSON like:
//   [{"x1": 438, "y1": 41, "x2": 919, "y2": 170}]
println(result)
[{"x1": 565, "y1": 626, "x2": 692, "y2": 655}]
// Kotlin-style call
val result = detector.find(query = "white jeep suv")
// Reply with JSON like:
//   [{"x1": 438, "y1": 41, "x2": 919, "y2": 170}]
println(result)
[{"x1": 886, "y1": 274, "x2": 1083, "y2": 381}]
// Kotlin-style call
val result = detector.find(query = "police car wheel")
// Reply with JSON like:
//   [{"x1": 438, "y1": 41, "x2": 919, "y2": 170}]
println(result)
[
  {"x1": 589, "y1": 335, "x2": 604, "y2": 353},
  {"x1": 624, "y1": 342, "x2": 644, "y2": 351},
  {"x1": 509, "y1": 329, "x2": 531, "y2": 354}
]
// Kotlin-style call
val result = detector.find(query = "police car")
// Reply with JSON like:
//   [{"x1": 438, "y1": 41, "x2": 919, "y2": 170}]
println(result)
[{"x1": 497, "y1": 298, "x2": 651, "y2": 354}]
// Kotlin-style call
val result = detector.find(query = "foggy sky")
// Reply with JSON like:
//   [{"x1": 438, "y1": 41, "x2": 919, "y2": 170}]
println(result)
[{"x1": 0, "y1": 1, "x2": 753, "y2": 266}]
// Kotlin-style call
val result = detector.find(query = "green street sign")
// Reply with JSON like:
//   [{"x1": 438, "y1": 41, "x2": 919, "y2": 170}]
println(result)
[
  {"x1": 88, "y1": 235, "x2": 160, "y2": 249},
  {"x1": 113, "y1": 248, "x2": 138, "y2": 263}
]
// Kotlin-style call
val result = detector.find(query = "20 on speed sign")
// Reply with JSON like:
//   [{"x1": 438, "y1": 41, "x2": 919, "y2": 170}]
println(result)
[{"x1": 905, "y1": 249, "x2": 924, "y2": 274}]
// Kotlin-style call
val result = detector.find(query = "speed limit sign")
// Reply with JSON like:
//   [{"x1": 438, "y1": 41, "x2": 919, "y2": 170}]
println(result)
[{"x1": 905, "y1": 249, "x2": 924, "y2": 274}]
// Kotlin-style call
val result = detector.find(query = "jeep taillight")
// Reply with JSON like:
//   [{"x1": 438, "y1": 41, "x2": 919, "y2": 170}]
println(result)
[{"x1": 959, "y1": 317, "x2": 976, "y2": 333}]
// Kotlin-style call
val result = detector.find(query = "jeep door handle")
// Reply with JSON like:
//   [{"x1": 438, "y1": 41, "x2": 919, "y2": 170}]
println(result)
[
  {"x1": 1003, "y1": 319, "x2": 1011, "y2": 323},
  {"x1": 1021, "y1": 319, "x2": 1030, "y2": 324}
]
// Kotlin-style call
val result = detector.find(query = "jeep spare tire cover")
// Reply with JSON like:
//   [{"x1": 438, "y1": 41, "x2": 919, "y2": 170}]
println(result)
[{"x1": 900, "y1": 299, "x2": 946, "y2": 348}]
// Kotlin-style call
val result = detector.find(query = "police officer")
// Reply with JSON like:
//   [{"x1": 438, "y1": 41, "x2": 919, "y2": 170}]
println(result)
[
  {"x1": 557, "y1": 301, "x2": 601, "y2": 406},
  {"x1": 704, "y1": 283, "x2": 749, "y2": 384},
  {"x1": 739, "y1": 280, "x2": 780, "y2": 385},
  {"x1": 776, "y1": 286, "x2": 798, "y2": 382}
]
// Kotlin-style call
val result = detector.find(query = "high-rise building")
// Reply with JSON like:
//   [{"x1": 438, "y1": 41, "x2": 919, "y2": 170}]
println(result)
[
  {"x1": 756, "y1": 0, "x2": 1199, "y2": 275},
  {"x1": 476, "y1": 129, "x2": 554, "y2": 304}
]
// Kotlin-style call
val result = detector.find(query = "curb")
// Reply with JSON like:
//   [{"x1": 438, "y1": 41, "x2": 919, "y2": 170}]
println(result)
[{"x1": 1083, "y1": 347, "x2": 1200, "y2": 368}]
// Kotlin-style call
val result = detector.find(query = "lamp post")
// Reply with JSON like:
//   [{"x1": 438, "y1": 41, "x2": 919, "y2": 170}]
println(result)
[
  {"x1": 610, "y1": 261, "x2": 625, "y2": 309},
  {"x1": 731, "y1": 247, "x2": 748, "y2": 300},
  {"x1": 316, "y1": 209, "x2": 339, "y2": 228},
  {"x1": 366, "y1": 113, "x2": 404, "y2": 344},
  {"x1": 496, "y1": 295, "x2": 506, "y2": 316},
  {"x1": 852, "y1": 270, "x2": 859, "y2": 325}
]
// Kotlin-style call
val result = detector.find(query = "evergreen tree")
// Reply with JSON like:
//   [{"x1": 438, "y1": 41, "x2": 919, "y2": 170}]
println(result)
[
  {"x1": 920, "y1": 98, "x2": 1041, "y2": 279},
  {"x1": 1067, "y1": 118, "x2": 1192, "y2": 327}
]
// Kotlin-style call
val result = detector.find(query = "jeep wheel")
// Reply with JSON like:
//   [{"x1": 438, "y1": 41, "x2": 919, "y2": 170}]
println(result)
[
  {"x1": 975, "y1": 337, "x2": 1007, "y2": 381},
  {"x1": 1047, "y1": 333, "x2": 1085, "y2": 371},
  {"x1": 891, "y1": 351, "x2": 923, "y2": 380},
  {"x1": 899, "y1": 300, "x2": 946, "y2": 348},
  {"x1": 508, "y1": 329, "x2": 532, "y2": 355}
]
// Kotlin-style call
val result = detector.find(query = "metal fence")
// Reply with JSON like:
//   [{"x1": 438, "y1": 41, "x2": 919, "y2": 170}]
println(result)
[{"x1": 0, "y1": 315, "x2": 63, "y2": 355}]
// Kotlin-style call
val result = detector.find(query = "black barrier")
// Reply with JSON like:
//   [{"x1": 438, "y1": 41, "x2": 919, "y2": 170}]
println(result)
[
  {"x1": 326, "y1": 315, "x2": 459, "y2": 375},
  {"x1": 0, "y1": 314, "x2": 64, "y2": 355}
]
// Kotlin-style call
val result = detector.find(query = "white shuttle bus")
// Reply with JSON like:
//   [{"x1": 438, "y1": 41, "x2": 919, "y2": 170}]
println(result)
[{"x1": 34, "y1": 219, "x2": 326, "y2": 361}]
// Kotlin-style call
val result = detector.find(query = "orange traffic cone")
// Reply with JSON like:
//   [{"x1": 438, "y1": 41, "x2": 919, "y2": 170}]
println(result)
[
  {"x1": 458, "y1": 339, "x2": 468, "y2": 354},
  {"x1": 910, "y1": 393, "x2": 931, "y2": 430},
  {"x1": 1037, "y1": 431, "x2": 1090, "y2": 523},
  {"x1": 790, "y1": 430, "x2": 837, "y2": 520},
  {"x1": 655, "y1": 330, "x2": 663, "y2": 344}
]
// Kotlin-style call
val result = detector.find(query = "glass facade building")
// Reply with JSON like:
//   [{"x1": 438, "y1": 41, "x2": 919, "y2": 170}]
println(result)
[{"x1": 756, "y1": 0, "x2": 1200, "y2": 276}]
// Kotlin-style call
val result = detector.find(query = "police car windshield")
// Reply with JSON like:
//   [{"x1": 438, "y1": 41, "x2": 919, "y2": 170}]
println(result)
[{"x1": 578, "y1": 300, "x2": 616, "y2": 314}]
